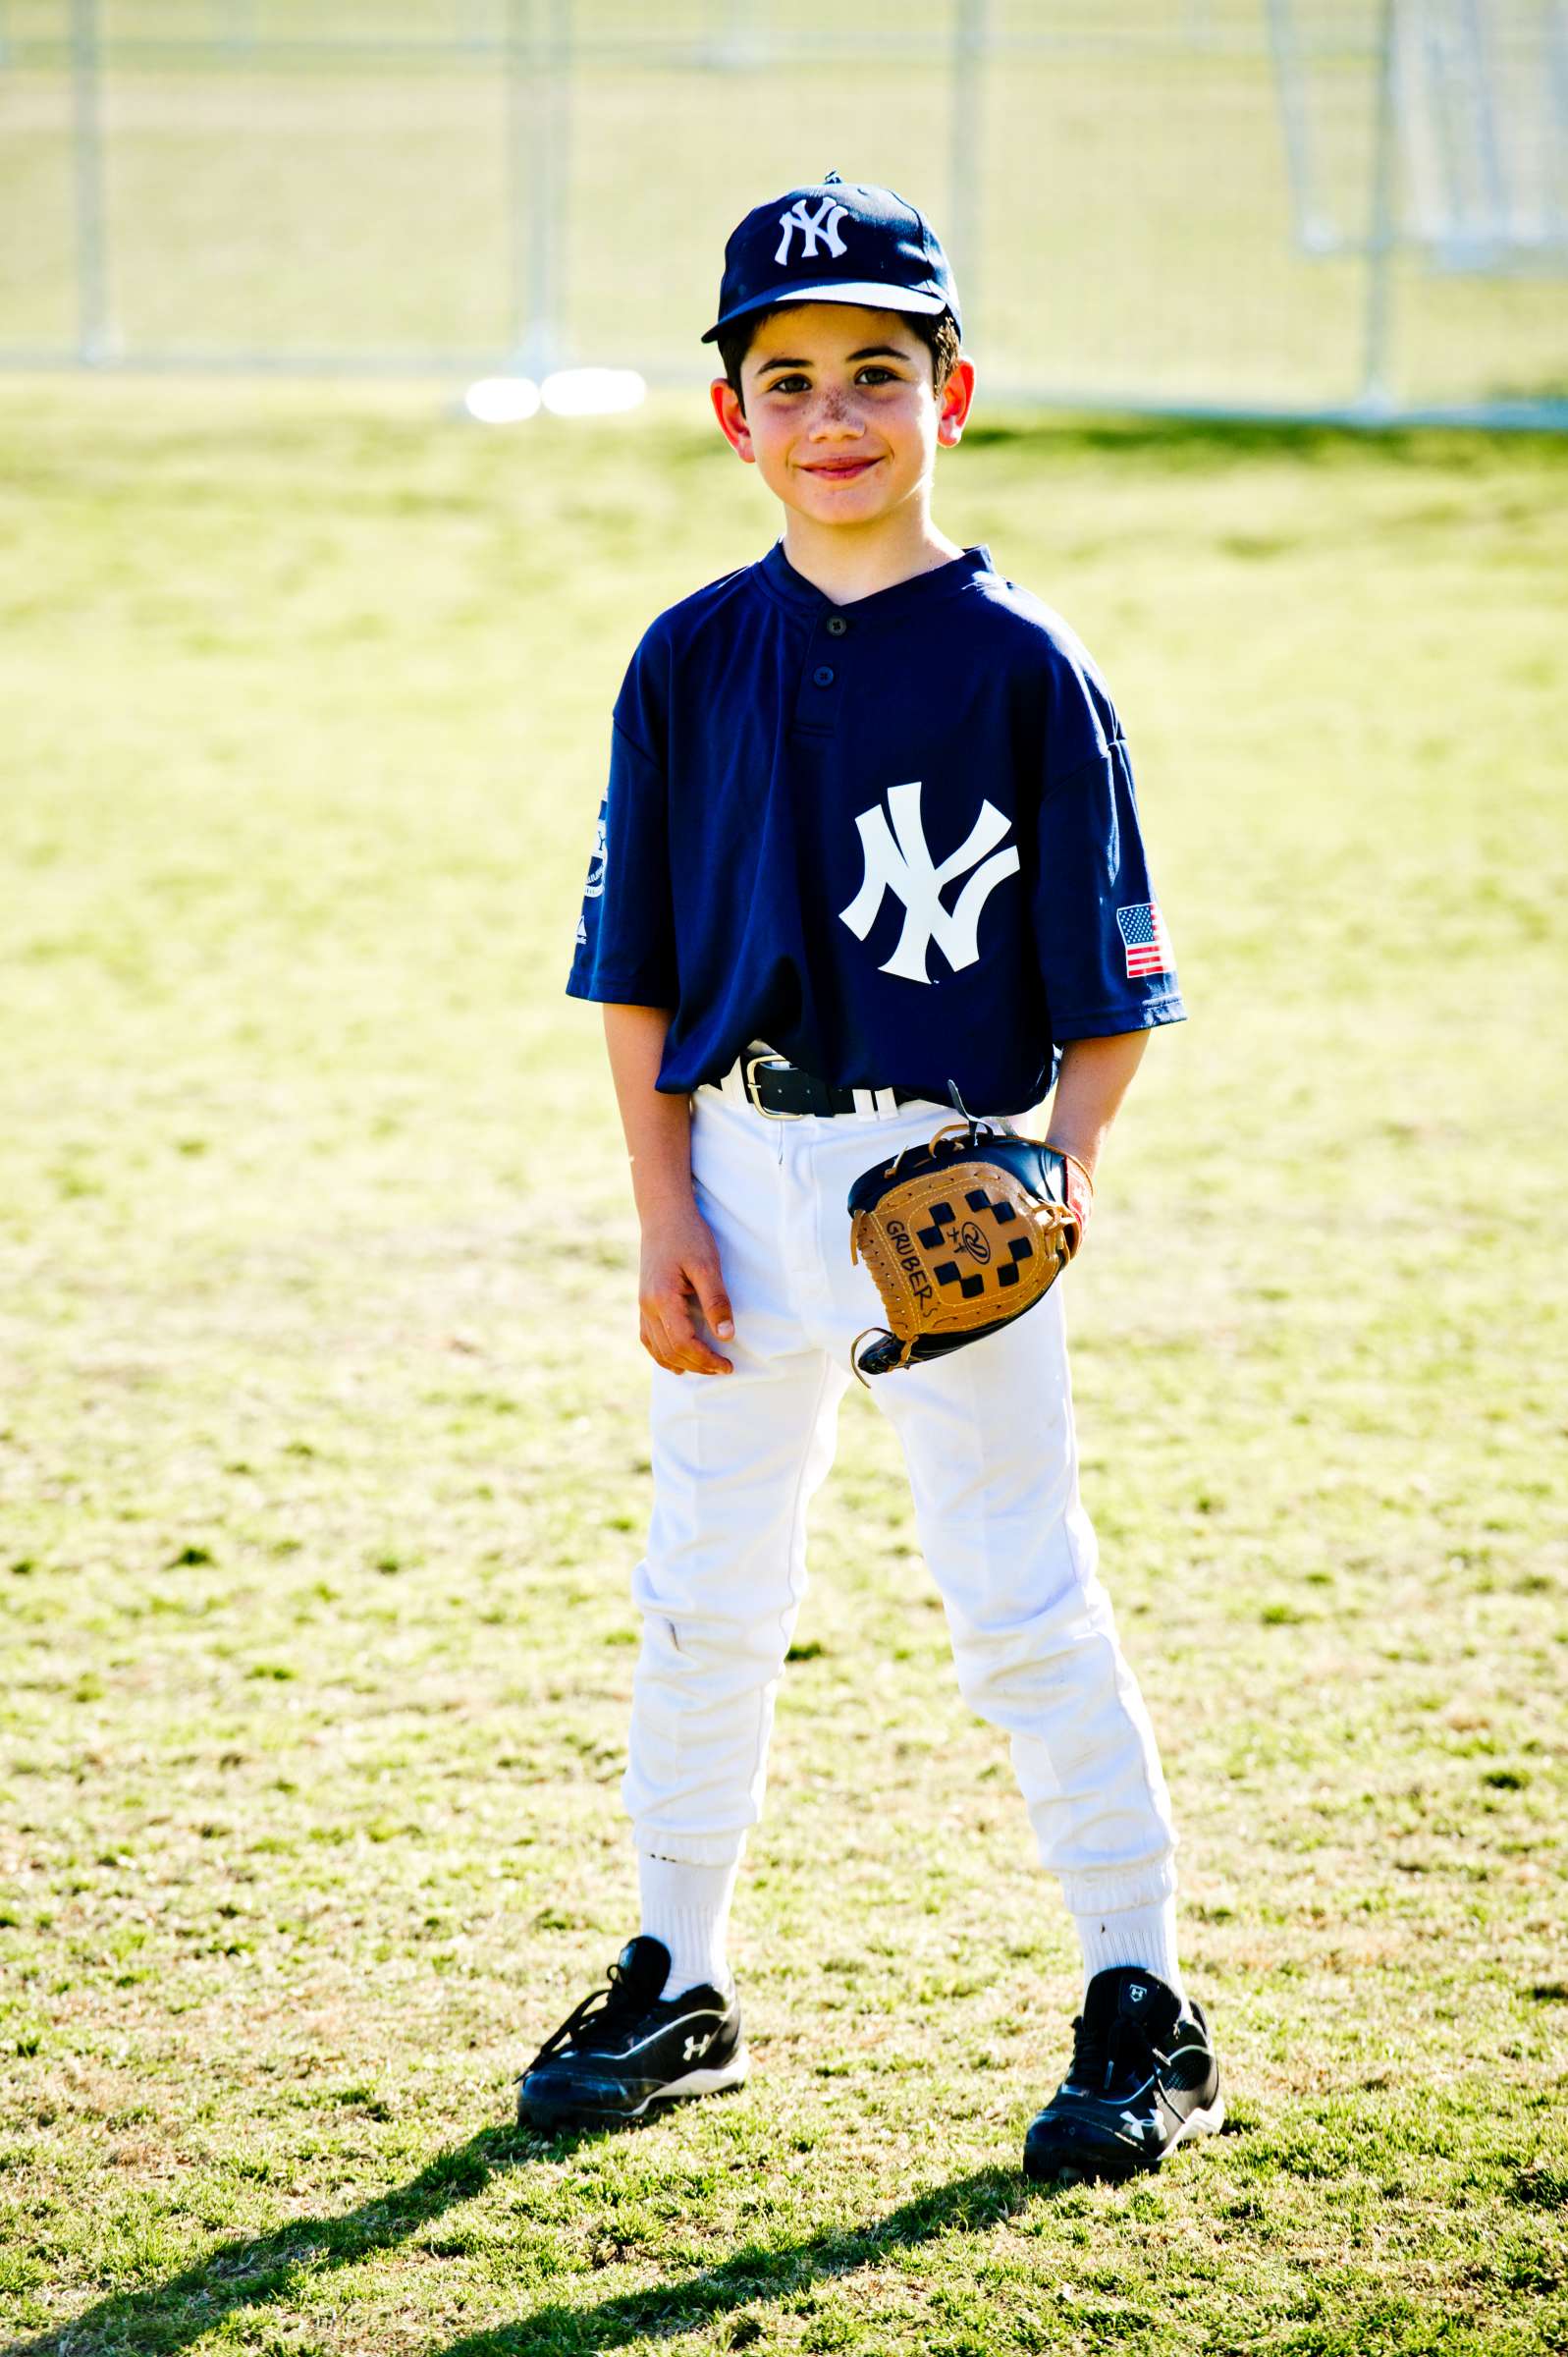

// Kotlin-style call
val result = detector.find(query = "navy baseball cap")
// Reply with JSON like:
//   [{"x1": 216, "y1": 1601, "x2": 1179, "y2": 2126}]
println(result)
[{"x1": 702, "y1": 170, "x2": 961, "y2": 346}]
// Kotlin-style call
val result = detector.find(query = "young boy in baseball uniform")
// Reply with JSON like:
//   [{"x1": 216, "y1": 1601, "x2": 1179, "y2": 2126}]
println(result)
[{"x1": 519, "y1": 175, "x2": 1223, "y2": 2180}]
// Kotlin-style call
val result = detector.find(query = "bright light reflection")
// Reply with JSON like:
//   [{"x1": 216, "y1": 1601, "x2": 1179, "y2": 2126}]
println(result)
[
  {"x1": 463, "y1": 376, "x2": 541, "y2": 424},
  {"x1": 540, "y1": 368, "x2": 647, "y2": 417}
]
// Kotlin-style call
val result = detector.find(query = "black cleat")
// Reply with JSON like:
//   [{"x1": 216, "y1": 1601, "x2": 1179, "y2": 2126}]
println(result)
[
  {"x1": 515, "y1": 1935, "x2": 747, "y2": 2130},
  {"x1": 1023, "y1": 1966, "x2": 1223, "y2": 2182}
]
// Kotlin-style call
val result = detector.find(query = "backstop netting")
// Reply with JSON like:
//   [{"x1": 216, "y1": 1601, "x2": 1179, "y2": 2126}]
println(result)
[{"x1": 1, "y1": 0, "x2": 1563, "y2": 420}]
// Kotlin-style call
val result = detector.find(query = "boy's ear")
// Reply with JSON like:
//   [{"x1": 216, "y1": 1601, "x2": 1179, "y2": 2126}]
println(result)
[
  {"x1": 711, "y1": 377, "x2": 755, "y2": 464},
  {"x1": 937, "y1": 356, "x2": 977, "y2": 449}
]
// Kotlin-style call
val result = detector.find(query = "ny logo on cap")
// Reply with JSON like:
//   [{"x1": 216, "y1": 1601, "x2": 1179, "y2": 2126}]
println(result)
[
  {"x1": 839, "y1": 780, "x2": 1020, "y2": 985},
  {"x1": 775, "y1": 196, "x2": 848, "y2": 266}
]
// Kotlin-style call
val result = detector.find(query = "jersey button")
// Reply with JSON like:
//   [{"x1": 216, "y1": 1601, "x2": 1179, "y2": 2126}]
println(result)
[
  {"x1": 825, "y1": 615, "x2": 848, "y2": 636},
  {"x1": 812, "y1": 665, "x2": 836, "y2": 686}
]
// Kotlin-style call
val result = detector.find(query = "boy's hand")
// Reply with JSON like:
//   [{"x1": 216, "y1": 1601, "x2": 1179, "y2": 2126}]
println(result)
[{"x1": 638, "y1": 1202, "x2": 735, "y2": 1376}]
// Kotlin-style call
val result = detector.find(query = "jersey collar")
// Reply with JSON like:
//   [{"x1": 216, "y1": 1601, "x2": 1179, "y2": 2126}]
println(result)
[{"x1": 757, "y1": 539, "x2": 994, "y2": 626}]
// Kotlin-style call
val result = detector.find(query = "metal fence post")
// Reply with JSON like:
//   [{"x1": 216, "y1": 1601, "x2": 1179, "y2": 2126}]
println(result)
[
  {"x1": 1549, "y1": 1, "x2": 1568, "y2": 249},
  {"x1": 709, "y1": 0, "x2": 765, "y2": 72},
  {"x1": 70, "y1": 0, "x2": 113, "y2": 362},
  {"x1": 506, "y1": 0, "x2": 571, "y2": 378},
  {"x1": 457, "y1": 0, "x2": 494, "y2": 56},
  {"x1": 1360, "y1": 0, "x2": 1400, "y2": 412},
  {"x1": 217, "y1": 0, "x2": 259, "y2": 55},
  {"x1": 505, "y1": 0, "x2": 529, "y2": 361},
  {"x1": 950, "y1": 0, "x2": 987, "y2": 346},
  {"x1": 1265, "y1": 0, "x2": 1329, "y2": 252},
  {"x1": 548, "y1": 0, "x2": 573, "y2": 371},
  {"x1": 1457, "y1": 0, "x2": 1508, "y2": 242}
]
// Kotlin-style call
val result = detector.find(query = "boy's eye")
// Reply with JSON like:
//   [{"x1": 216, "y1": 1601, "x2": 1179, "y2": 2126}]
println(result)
[{"x1": 765, "y1": 365, "x2": 902, "y2": 395}]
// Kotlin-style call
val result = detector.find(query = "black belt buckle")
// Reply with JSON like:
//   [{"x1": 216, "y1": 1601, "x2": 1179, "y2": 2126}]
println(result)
[
  {"x1": 742, "y1": 1052, "x2": 805, "y2": 1119},
  {"x1": 739, "y1": 1054, "x2": 919, "y2": 1120}
]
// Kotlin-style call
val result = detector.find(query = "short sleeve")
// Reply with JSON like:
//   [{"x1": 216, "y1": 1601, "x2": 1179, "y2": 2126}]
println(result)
[
  {"x1": 565, "y1": 719, "x2": 678, "y2": 1007},
  {"x1": 1031, "y1": 737, "x2": 1186, "y2": 1039}
]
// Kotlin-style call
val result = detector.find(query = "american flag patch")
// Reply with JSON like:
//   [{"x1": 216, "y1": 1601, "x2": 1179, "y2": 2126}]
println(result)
[{"x1": 1115, "y1": 902, "x2": 1173, "y2": 978}]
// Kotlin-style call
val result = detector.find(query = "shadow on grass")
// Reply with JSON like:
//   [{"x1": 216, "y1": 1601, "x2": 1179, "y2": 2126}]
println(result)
[
  {"x1": 435, "y1": 2165, "x2": 1045, "y2": 2357},
  {"x1": 2, "y1": 2120, "x2": 538, "y2": 2357},
  {"x1": 8, "y1": 2120, "x2": 1053, "y2": 2357}
]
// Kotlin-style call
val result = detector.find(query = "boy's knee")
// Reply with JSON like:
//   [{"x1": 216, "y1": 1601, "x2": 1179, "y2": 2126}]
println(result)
[
  {"x1": 947, "y1": 1599, "x2": 1115, "y2": 1715},
  {"x1": 637, "y1": 1604, "x2": 794, "y2": 1683}
]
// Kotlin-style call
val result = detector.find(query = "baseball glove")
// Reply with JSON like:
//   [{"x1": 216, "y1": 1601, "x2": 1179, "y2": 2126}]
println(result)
[{"x1": 847, "y1": 1120, "x2": 1092, "y2": 1381}]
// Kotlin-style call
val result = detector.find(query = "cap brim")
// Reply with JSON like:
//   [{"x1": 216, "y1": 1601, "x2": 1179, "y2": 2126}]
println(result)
[{"x1": 702, "y1": 281, "x2": 951, "y2": 344}]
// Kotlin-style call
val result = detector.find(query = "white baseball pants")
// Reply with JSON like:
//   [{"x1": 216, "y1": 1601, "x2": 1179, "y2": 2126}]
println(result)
[{"x1": 622, "y1": 1081, "x2": 1178, "y2": 1917}]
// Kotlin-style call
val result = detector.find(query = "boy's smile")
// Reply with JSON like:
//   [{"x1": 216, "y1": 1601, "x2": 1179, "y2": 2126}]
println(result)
[{"x1": 711, "y1": 302, "x2": 973, "y2": 554}]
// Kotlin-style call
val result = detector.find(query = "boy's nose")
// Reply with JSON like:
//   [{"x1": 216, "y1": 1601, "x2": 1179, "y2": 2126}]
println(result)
[{"x1": 809, "y1": 399, "x2": 864, "y2": 437}]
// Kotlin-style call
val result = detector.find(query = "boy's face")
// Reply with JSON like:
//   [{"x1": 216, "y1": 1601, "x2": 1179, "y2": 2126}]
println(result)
[{"x1": 710, "y1": 302, "x2": 973, "y2": 532}]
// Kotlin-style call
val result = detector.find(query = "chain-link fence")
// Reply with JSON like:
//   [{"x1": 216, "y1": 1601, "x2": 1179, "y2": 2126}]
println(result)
[{"x1": 2, "y1": 0, "x2": 1564, "y2": 422}]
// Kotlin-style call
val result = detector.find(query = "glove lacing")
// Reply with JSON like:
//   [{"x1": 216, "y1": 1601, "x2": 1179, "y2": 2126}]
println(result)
[
  {"x1": 848, "y1": 1322, "x2": 913, "y2": 1387},
  {"x1": 863, "y1": 1116, "x2": 1004, "y2": 1196}
]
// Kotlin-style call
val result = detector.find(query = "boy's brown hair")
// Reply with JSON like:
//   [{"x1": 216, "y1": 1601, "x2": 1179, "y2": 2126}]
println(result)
[{"x1": 715, "y1": 305, "x2": 961, "y2": 413}]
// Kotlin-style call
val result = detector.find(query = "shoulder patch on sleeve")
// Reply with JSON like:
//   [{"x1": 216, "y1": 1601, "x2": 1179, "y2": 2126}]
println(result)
[
  {"x1": 1115, "y1": 902, "x2": 1173, "y2": 978},
  {"x1": 583, "y1": 798, "x2": 608, "y2": 900}
]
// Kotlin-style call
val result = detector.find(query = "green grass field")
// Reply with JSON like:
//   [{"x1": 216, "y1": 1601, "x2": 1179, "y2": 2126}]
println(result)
[{"x1": 1, "y1": 381, "x2": 1565, "y2": 2354}]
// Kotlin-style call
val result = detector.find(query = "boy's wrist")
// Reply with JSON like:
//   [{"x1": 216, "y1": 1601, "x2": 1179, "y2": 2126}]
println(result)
[
  {"x1": 630, "y1": 1161, "x2": 698, "y2": 1222},
  {"x1": 1043, "y1": 1125, "x2": 1102, "y2": 1183}
]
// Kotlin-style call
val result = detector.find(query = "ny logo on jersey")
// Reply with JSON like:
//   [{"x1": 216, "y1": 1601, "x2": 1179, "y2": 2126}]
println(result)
[
  {"x1": 775, "y1": 196, "x2": 848, "y2": 266},
  {"x1": 838, "y1": 779, "x2": 1020, "y2": 984}
]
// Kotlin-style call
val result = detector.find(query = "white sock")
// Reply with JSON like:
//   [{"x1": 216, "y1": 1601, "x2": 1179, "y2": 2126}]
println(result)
[
  {"x1": 1072, "y1": 1893, "x2": 1185, "y2": 2009},
  {"x1": 637, "y1": 1853, "x2": 738, "y2": 1998}
]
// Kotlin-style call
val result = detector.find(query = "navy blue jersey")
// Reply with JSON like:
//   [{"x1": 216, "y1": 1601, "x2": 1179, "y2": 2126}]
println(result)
[{"x1": 567, "y1": 541, "x2": 1184, "y2": 1115}]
